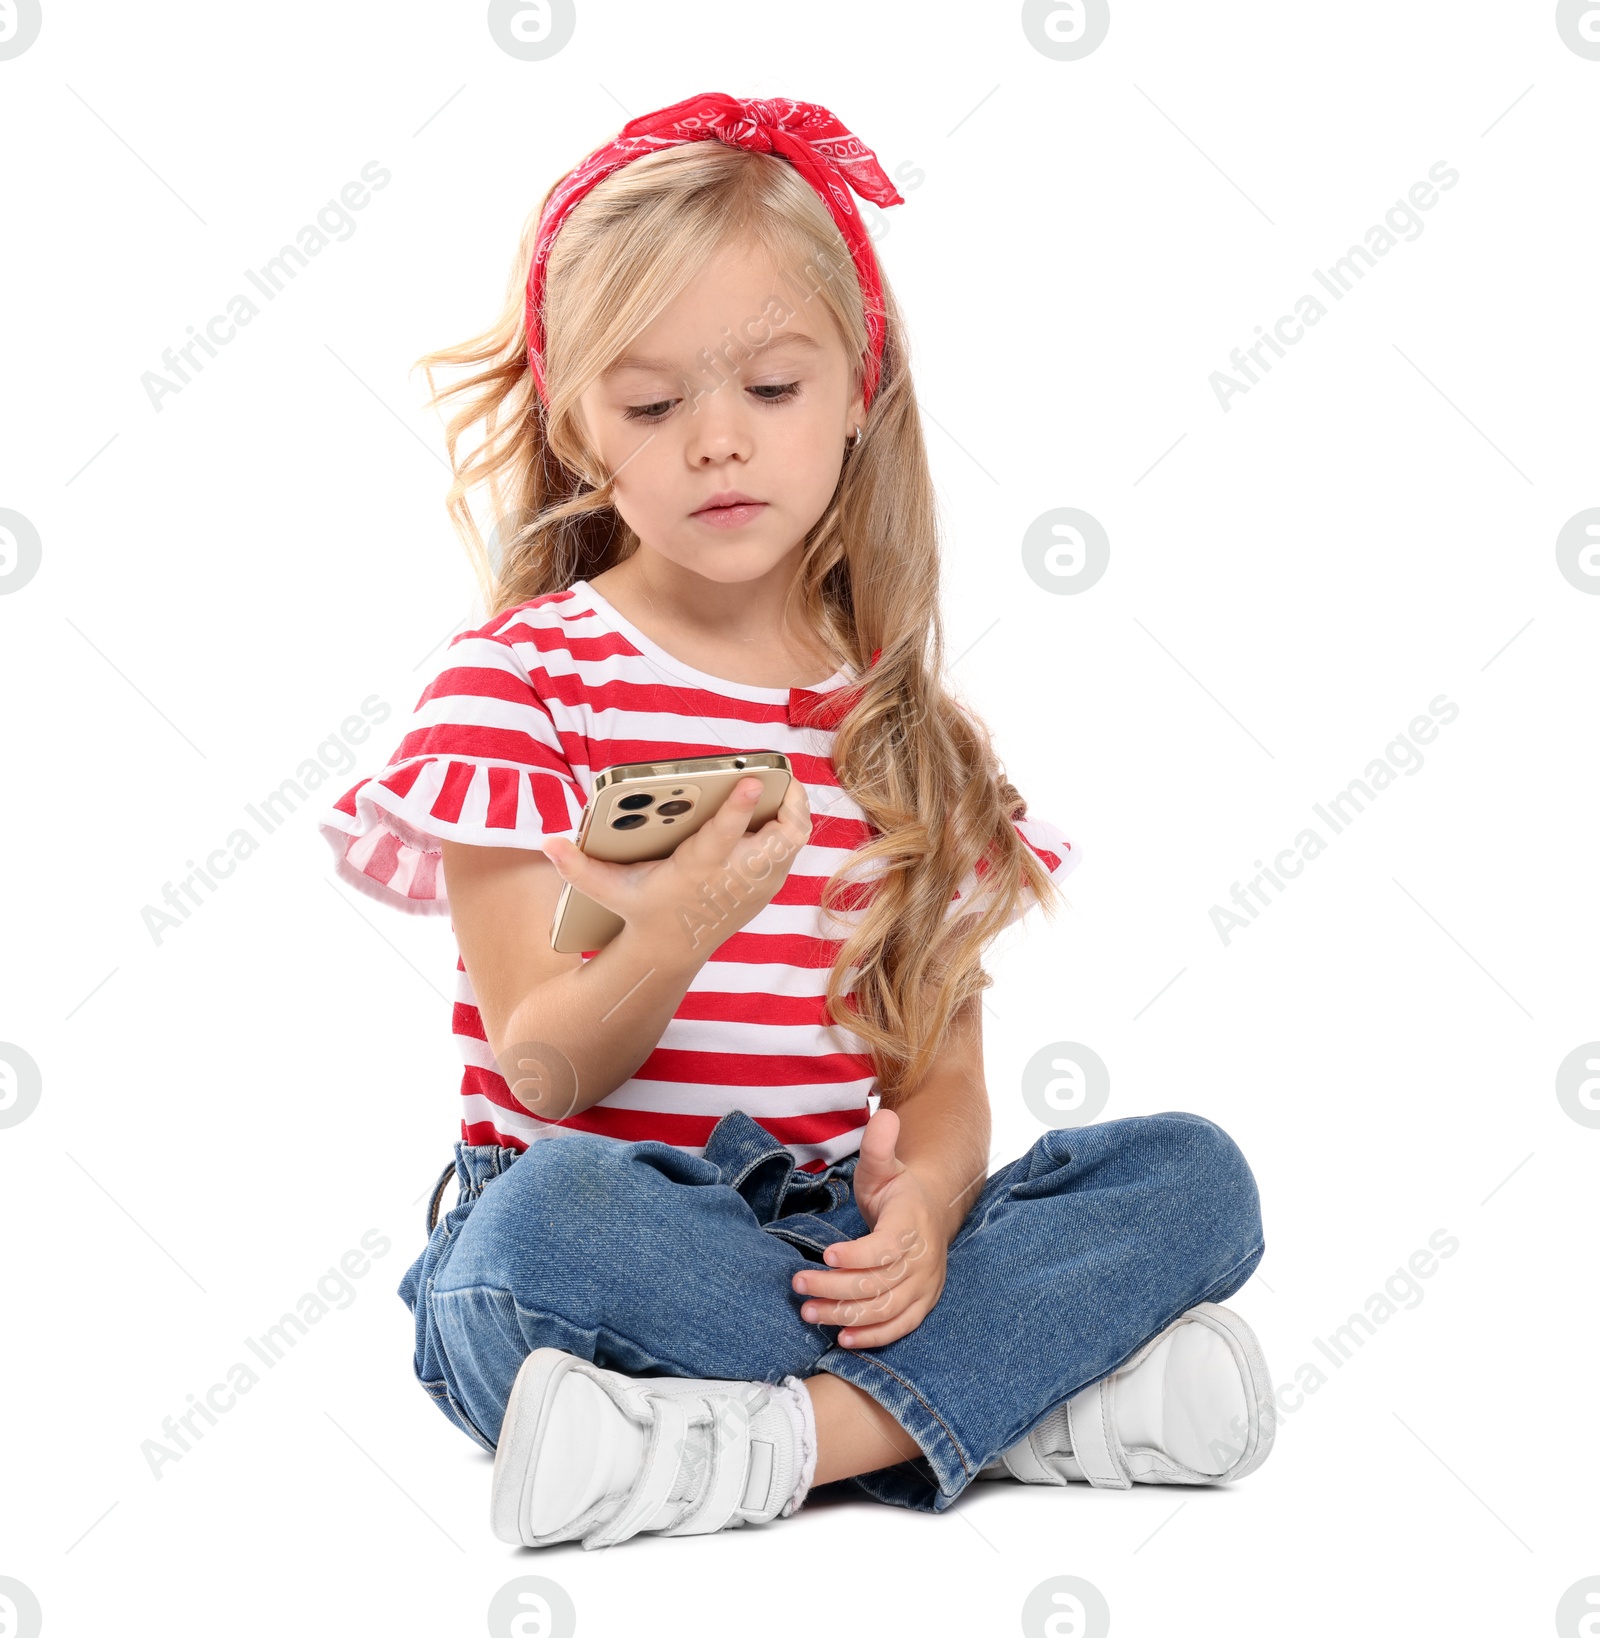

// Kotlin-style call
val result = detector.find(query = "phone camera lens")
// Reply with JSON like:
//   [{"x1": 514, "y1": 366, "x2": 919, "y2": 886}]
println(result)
[
  {"x1": 657, "y1": 799, "x2": 693, "y2": 817},
  {"x1": 611, "y1": 813, "x2": 648, "y2": 829},
  {"x1": 617, "y1": 793, "x2": 654, "y2": 810}
]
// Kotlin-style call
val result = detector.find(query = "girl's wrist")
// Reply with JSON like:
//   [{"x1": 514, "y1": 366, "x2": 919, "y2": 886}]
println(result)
[{"x1": 606, "y1": 915, "x2": 710, "y2": 983}]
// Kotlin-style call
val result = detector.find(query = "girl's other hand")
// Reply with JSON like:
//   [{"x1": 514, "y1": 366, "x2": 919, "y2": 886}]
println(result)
[
  {"x1": 544, "y1": 773, "x2": 812, "y2": 963},
  {"x1": 790, "y1": 1108, "x2": 953, "y2": 1348}
]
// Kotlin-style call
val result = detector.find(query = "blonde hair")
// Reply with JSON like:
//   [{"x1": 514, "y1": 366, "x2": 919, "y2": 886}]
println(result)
[{"x1": 411, "y1": 139, "x2": 1068, "y2": 1098}]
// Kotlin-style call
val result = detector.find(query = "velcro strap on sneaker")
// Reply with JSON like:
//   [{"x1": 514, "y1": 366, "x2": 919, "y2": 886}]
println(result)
[
  {"x1": 1066, "y1": 1380, "x2": 1132, "y2": 1490},
  {"x1": 658, "y1": 1392, "x2": 754, "y2": 1536},
  {"x1": 586, "y1": 1393, "x2": 693, "y2": 1549},
  {"x1": 1001, "y1": 1404, "x2": 1071, "y2": 1485}
]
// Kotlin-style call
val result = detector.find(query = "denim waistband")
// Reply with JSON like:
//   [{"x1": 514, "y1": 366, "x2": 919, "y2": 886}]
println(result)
[
  {"x1": 424, "y1": 1108, "x2": 860, "y2": 1236},
  {"x1": 424, "y1": 1139, "x2": 528, "y2": 1233}
]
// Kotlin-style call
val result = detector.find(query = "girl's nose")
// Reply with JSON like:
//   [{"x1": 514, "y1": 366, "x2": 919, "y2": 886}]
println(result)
[{"x1": 684, "y1": 378, "x2": 754, "y2": 463}]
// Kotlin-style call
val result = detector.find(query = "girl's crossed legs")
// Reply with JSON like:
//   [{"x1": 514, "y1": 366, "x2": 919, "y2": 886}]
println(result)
[{"x1": 400, "y1": 1106, "x2": 1265, "y2": 1515}]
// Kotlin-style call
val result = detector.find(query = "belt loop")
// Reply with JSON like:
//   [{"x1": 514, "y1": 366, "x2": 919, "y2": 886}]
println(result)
[{"x1": 426, "y1": 1160, "x2": 456, "y2": 1234}]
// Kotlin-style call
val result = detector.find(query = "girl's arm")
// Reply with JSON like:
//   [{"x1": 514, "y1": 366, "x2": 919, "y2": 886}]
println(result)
[
  {"x1": 443, "y1": 772, "x2": 812, "y2": 1121},
  {"x1": 877, "y1": 990, "x2": 993, "y2": 1243},
  {"x1": 441, "y1": 841, "x2": 712, "y2": 1122}
]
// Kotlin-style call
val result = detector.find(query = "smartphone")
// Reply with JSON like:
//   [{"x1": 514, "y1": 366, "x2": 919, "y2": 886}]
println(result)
[{"x1": 549, "y1": 751, "x2": 794, "y2": 954}]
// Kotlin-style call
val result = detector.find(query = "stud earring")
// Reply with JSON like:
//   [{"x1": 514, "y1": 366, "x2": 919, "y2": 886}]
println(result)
[{"x1": 848, "y1": 426, "x2": 863, "y2": 448}]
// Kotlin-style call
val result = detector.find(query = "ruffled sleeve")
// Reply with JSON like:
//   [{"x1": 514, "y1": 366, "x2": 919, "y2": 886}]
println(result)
[
  {"x1": 318, "y1": 629, "x2": 587, "y2": 915},
  {"x1": 944, "y1": 811, "x2": 1081, "y2": 931}
]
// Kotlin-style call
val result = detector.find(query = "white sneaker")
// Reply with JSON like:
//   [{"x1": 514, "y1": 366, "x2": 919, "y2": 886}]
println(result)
[
  {"x1": 490, "y1": 1348, "x2": 816, "y2": 1549},
  {"x1": 974, "y1": 1302, "x2": 1274, "y2": 1488}
]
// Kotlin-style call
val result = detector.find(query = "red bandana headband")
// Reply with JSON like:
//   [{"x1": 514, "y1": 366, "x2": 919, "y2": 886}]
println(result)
[{"x1": 524, "y1": 91, "x2": 905, "y2": 411}]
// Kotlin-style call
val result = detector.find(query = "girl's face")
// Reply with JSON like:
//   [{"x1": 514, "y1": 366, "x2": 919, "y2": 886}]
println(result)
[{"x1": 576, "y1": 238, "x2": 866, "y2": 585}]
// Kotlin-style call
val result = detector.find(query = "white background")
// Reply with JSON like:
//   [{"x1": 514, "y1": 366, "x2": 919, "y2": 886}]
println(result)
[{"x1": 2, "y1": 2, "x2": 1596, "y2": 1634}]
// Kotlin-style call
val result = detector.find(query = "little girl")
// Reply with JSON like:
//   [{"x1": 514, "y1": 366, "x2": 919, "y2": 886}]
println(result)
[{"x1": 319, "y1": 91, "x2": 1274, "y2": 1551}]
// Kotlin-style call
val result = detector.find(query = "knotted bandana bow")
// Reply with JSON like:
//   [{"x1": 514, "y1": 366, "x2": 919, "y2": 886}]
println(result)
[{"x1": 524, "y1": 91, "x2": 905, "y2": 408}]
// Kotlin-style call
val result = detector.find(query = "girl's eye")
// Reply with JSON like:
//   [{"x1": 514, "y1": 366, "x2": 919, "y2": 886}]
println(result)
[
  {"x1": 622, "y1": 399, "x2": 677, "y2": 422},
  {"x1": 748, "y1": 382, "x2": 801, "y2": 404}
]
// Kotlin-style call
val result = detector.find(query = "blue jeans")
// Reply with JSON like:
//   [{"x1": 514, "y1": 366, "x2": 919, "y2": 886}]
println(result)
[{"x1": 397, "y1": 1107, "x2": 1264, "y2": 1514}]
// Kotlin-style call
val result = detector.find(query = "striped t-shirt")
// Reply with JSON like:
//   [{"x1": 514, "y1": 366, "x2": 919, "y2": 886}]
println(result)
[{"x1": 319, "y1": 578, "x2": 1080, "y2": 1171}]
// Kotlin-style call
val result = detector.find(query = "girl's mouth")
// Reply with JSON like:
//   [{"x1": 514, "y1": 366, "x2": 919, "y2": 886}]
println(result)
[{"x1": 691, "y1": 501, "x2": 768, "y2": 529}]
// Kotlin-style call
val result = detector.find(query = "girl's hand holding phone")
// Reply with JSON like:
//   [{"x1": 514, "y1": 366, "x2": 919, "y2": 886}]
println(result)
[{"x1": 543, "y1": 774, "x2": 812, "y2": 962}]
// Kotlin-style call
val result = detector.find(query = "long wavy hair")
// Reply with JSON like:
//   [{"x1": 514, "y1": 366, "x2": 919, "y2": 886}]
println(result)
[{"x1": 410, "y1": 138, "x2": 1068, "y2": 1099}]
